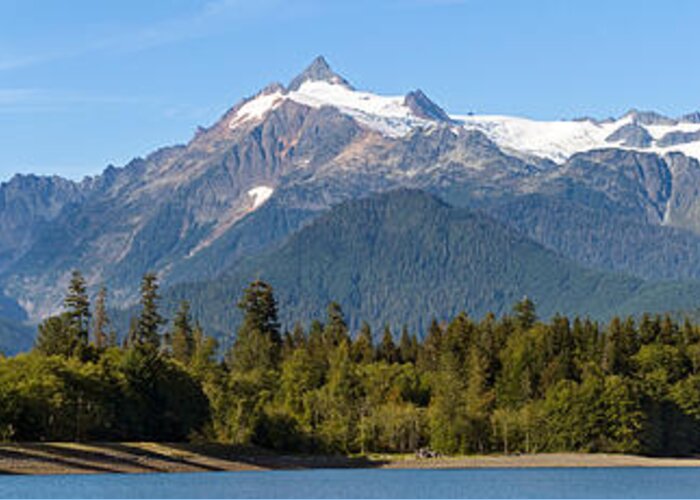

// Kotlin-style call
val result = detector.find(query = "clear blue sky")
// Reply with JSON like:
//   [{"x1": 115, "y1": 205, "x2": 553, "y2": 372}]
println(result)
[{"x1": 1, "y1": 0, "x2": 699, "y2": 180}]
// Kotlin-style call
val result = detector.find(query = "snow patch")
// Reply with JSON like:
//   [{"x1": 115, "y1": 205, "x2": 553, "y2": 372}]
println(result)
[
  {"x1": 229, "y1": 91, "x2": 284, "y2": 129},
  {"x1": 248, "y1": 185, "x2": 274, "y2": 209},
  {"x1": 288, "y1": 80, "x2": 432, "y2": 137}
]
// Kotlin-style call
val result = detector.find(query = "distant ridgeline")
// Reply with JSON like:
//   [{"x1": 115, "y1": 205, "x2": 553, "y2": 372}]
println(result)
[{"x1": 3, "y1": 273, "x2": 700, "y2": 457}]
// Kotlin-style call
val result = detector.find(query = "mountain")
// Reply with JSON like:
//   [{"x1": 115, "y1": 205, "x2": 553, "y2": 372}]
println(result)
[
  {"x1": 4, "y1": 56, "x2": 700, "y2": 350},
  {"x1": 287, "y1": 55, "x2": 353, "y2": 91},
  {"x1": 0, "y1": 56, "x2": 514, "y2": 322},
  {"x1": 0, "y1": 174, "x2": 87, "y2": 273},
  {"x1": 163, "y1": 190, "x2": 700, "y2": 338}
]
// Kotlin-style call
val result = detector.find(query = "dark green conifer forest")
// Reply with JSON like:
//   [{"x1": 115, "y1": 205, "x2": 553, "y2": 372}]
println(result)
[{"x1": 3, "y1": 272, "x2": 700, "y2": 457}]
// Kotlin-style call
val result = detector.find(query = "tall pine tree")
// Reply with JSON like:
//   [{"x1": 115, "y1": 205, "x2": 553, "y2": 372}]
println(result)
[
  {"x1": 399, "y1": 325, "x2": 417, "y2": 364},
  {"x1": 64, "y1": 270, "x2": 90, "y2": 357},
  {"x1": 352, "y1": 321, "x2": 374, "y2": 364},
  {"x1": 171, "y1": 301, "x2": 194, "y2": 364},
  {"x1": 513, "y1": 296, "x2": 537, "y2": 331},
  {"x1": 377, "y1": 325, "x2": 398, "y2": 363},
  {"x1": 229, "y1": 280, "x2": 281, "y2": 371},
  {"x1": 324, "y1": 302, "x2": 350, "y2": 348},
  {"x1": 91, "y1": 286, "x2": 111, "y2": 349},
  {"x1": 134, "y1": 272, "x2": 165, "y2": 350}
]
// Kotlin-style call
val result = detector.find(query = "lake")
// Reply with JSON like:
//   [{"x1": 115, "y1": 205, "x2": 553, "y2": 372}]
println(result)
[{"x1": 2, "y1": 467, "x2": 700, "y2": 498}]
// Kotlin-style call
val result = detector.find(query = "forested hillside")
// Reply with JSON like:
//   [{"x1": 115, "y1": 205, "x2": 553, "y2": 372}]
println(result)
[{"x1": 164, "y1": 190, "x2": 700, "y2": 338}]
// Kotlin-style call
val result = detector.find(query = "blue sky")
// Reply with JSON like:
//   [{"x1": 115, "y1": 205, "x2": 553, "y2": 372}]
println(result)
[{"x1": 1, "y1": 0, "x2": 699, "y2": 180}]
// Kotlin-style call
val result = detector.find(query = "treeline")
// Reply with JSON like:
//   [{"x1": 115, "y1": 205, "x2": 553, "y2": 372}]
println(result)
[{"x1": 2, "y1": 272, "x2": 700, "y2": 456}]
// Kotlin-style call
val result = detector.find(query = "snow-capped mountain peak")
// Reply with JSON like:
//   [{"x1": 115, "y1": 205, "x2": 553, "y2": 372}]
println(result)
[
  {"x1": 227, "y1": 57, "x2": 700, "y2": 162},
  {"x1": 287, "y1": 55, "x2": 354, "y2": 91},
  {"x1": 403, "y1": 89, "x2": 453, "y2": 123},
  {"x1": 228, "y1": 57, "x2": 441, "y2": 137}
]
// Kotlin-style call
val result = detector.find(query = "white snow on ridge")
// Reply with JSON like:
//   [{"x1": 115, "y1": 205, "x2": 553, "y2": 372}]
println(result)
[
  {"x1": 225, "y1": 79, "x2": 700, "y2": 162},
  {"x1": 229, "y1": 91, "x2": 284, "y2": 129},
  {"x1": 454, "y1": 114, "x2": 625, "y2": 163},
  {"x1": 289, "y1": 81, "x2": 409, "y2": 119},
  {"x1": 228, "y1": 80, "x2": 432, "y2": 137},
  {"x1": 248, "y1": 185, "x2": 274, "y2": 209},
  {"x1": 454, "y1": 114, "x2": 700, "y2": 163},
  {"x1": 288, "y1": 80, "x2": 433, "y2": 137}
]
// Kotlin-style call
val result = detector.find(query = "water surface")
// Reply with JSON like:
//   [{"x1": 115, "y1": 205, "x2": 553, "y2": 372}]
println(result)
[{"x1": 2, "y1": 467, "x2": 700, "y2": 498}]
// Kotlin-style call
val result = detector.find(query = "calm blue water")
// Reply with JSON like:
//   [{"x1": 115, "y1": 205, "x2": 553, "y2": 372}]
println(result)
[{"x1": 1, "y1": 467, "x2": 700, "y2": 499}]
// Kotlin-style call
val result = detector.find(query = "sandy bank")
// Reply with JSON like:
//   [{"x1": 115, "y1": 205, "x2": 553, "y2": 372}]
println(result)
[{"x1": 1, "y1": 443, "x2": 699, "y2": 475}]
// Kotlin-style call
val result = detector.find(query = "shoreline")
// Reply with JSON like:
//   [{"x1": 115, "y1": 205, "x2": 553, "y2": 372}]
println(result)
[{"x1": 1, "y1": 443, "x2": 700, "y2": 476}]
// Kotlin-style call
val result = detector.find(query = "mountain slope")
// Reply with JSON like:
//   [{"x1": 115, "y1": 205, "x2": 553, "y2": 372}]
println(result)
[
  {"x1": 164, "y1": 190, "x2": 700, "y2": 338},
  {"x1": 0, "y1": 174, "x2": 87, "y2": 272}
]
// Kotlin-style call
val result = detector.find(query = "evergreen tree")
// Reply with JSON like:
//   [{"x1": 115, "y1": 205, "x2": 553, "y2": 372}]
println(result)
[
  {"x1": 238, "y1": 280, "x2": 280, "y2": 341},
  {"x1": 91, "y1": 286, "x2": 110, "y2": 349},
  {"x1": 603, "y1": 317, "x2": 637, "y2": 376},
  {"x1": 307, "y1": 319, "x2": 327, "y2": 370},
  {"x1": 64, "y1": 270, "x2": 90, "y2": 357},
  {"x1": 429, "y1": 330, "x2": 468, "y2": 453},
  {"x1": 34, "y1": 313, "x2": 73, "y2": 357},
  {"x1": 318, "y1": 341, "x2": 358, "y2": 452},
  {"x1": 399, "y1": 326, "x2": 416, "y2": 364},
  {"x1": 229, "y1": 280, "x2": 281, "y2": 371},
  {"x1": 418, "y1": 318, "x2": 443, "y2": 372},
  {"x1": 324, "y1": 302, "x2": 350, "y2": 348},
  {"x1": 134, "y1": 272, "x2": 165, "y2": 350},
  {"x1": 377, "y1": 325, "x2": 398, "y2": 363},
  {"x1": 190, "y1": 322, "x2": 219, "y2": 375},
  {"x1": 291, "y1": 322, "x2": 306, "y2": 348},
  {"x1": 639, "y1": 313, "x2": 659, "y2": 345},
  {"x1": 281, "y1": 330, "x2": 295, "y2": 359},
  {"x1": 513, "y1": 296, "x2": 537, "y2": 331},
  {"x1": 464, "y1": 348, "x2": 493, "y2": 452},
  {"x1": 660, "y1": 314, "x2": 678, "y2": 345},
  {"x1": 171, "y1": 301, "x2": 194, "y2": 364},
  {"x1": 125, "y1": 316, "x2": 139, "y2": 348},
  {"x1": 352, "y1": 321, "x2": 374, "y2": 364}
]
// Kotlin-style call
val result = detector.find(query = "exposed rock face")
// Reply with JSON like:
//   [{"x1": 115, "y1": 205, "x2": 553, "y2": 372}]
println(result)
[
  {"x1": 681, "y1": 111, "x2": 700, "y2": 123},
  {"x1": 657, "y1": 130, "x2": 700, "y2": 147},
  {"x1": 0, "y1": 174, "x2": 87, "y2": 272},
  {"x1": 625, "y1": 109, "x2": 677, "y2": 126},
  {"x1": 663, "y1": 153, "x2": 700, "y2": 233},
  {"x1": 404, "y1": 90, "x2": 453, "y2": 122},
  {"x1": 287, "y1": 56, "x2": 353, "y2": 91},
  {"x1": 605, "y1": 123, "x2": 653, "y2": 148},
  {"x1": 555, "y1": 149, "x2": 672, "y2": 222}
]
